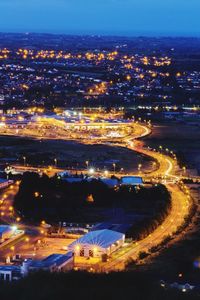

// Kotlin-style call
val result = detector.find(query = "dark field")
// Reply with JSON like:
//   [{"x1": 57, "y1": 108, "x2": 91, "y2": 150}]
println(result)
[
  {"x1": 145, "y1": 123, "x2": 200, "y2": 174},
  {"x1": 0, "y1": 271, "x2": 200, "y2": 300},
  {"x1": 0, "y1": 135, "x2": 154, "y2": 173}
]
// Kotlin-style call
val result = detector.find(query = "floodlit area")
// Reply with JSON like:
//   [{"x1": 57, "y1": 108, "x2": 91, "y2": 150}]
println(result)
[
  {"x1": 0, "y1": 237, "x2": 76, "y2": 262},
  {"x1": 0, "y1": 111, "x2": 136, "y2": 141},
  {"x1": 20, "y1": 238, "x2": 76, "y2": 260}
]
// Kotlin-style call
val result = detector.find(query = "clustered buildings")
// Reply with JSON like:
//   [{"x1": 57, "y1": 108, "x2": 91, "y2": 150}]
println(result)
[{"x1": 0, "y1": 43, "x2": 197, "y2": 109}]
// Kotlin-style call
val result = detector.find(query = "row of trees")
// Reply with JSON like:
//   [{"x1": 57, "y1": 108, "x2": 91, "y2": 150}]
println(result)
[{"x1": 14, "y1": 172, "x2": 171, "y2": 229}]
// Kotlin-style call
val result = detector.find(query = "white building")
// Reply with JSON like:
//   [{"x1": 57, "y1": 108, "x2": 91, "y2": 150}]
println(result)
[{"x1": 68, "y1": 229, "x2": 125, "y2": 258}]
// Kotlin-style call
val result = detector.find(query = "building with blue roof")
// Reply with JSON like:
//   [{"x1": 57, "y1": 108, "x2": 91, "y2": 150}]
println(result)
[
  {"x1": 27, "y1": 252, "x2": 74, "y2": 273},
  {"x1": 68, "y1": 229, "x2": 125, "y2": 258},
  {"x1": 0, "y1": 265, "x2": 22, "y2": 281},
  {"x1": 0, "y1": 253, "x2": 74, "y2": 282},
  {"x1": 121, "y1": 176, "x2": 143, "y2": 186}
]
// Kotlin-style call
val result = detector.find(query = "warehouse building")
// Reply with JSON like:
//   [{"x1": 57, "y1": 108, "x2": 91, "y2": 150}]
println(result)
[
  {"x1": 26, "y1": 252, "x2": 74, "y2": 273},
  {"x1": 0, "y1": 253, "x2": 74, "y2": 282},
  {"x1": 68, "y1": 229, "x2": 125, "y2": 258},
  {"x1": 120, "y1": 176, "x2": 143, "y2": 186},
  {"x1": 0, "y1": 265, "x2": 22, "y2": 282}
]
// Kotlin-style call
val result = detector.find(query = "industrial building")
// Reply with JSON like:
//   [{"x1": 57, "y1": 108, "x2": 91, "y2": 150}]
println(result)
[
  {"x1": 0, "y1": 252, "x2": 74, "y2": 282},
  {"x1": 120, "y1": 176, "x2": 143, "y2": 186},
  {"x1": 0, "y1": 265, "x2": 22, "y2": 282},
  {"x1": 27, "y1": 252, "x2": 74, "y2": 273},
  {"x1": 68, "y1": 229, "x2": 125, "y2": 258}
]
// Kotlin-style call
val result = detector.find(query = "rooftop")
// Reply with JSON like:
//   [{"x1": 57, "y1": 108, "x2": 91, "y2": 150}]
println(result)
[
  {"x1": 121, "y1": 176, "x2": 143, "y2": 185},
  {"x1": 69, "y1": 229, "x2": 124, "y2": 250},
  {"x1": 0, "y1": 265, "x2": 21, "y2": 272},
  {"x1": 30, "y1": 252, "x2": 73, "y2": 269}
]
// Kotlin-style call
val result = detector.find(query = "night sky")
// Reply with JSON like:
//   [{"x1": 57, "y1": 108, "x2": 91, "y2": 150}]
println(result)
[{"x1": 0, "y1": 0, "x2": 199, "y2": 36}]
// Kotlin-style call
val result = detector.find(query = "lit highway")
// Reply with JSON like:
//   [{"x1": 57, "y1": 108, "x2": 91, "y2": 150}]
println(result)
[
  {"x1": 0, "y1": 182, "x2": 48, "y2": 262},
  {"x1": 0, "y1": 112, "x2": 197, "y2": 271},
  {"x1": 102, "y1": 184, "x2": 190, "y2": 271}
]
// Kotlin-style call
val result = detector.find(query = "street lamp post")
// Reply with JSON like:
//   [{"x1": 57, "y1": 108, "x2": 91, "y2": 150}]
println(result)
[
  {"x1": 113, "y1": 163, "x2": 116, "y2": 174},
  {"x1": 138, "y1": 164, "x2": 142, "y2": 175},
  {"x1": 54, "y1": 158, "x2": 57, "y2": 167},
  {"x1": 23, "y1": 156, "x2": 26, "y2": 167}
]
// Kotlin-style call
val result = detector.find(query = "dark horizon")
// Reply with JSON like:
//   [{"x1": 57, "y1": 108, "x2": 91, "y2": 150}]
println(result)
[{"x1": 1, "y1": 30, "x2": 200, "y2": 39}]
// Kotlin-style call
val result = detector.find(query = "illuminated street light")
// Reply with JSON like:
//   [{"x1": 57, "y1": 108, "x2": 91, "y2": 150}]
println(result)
[
  {"x1": 113, "y1": 163, "x2": 116, "y2": 174},
  {"x1": 104, "y1": 170, "x2": 109, "y2": 177},
  {"x1": 75, "y1": 245, "x2": 80, "y2": 251},
  {"x1": 89, "y1": 168, "x2": 95, "y2": 175},
  {"x1": 23, "y1": 156, "x2": 26, "y2": 166},
  {"x1": 12, "y1": 225, "x2": 17, "y2": 232},
  {"x1": 54, "y1": 158, "x2": 57, "y2": 167}
]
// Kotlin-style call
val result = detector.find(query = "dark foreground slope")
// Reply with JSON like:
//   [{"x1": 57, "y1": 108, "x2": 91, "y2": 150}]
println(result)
[{"x1": 0, "y1": 271, "x2": 199, "y2": 300}]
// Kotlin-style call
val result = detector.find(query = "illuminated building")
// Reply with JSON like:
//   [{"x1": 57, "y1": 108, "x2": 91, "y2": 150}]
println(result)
[{"x1": 68, "y1": 229, "x2": 125, "y2": 258}]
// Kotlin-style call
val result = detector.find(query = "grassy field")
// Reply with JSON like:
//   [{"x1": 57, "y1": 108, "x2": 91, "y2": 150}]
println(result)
[
  {"x1": 0, "y1": 135, "x2": 154, "y2": 173},
  {"x1": 145, "y1": 123, "x2": 200, "y2": 173}
]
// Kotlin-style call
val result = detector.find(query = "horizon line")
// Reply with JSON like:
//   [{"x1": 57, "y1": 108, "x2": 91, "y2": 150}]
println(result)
[{"x1": 1, "y1": 30, "x2": 200, "y2": 39}]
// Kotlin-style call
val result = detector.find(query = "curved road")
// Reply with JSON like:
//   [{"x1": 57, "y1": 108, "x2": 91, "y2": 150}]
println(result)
[{"x1": 0, "y1": 120, "x2": 193, "y2": 271}]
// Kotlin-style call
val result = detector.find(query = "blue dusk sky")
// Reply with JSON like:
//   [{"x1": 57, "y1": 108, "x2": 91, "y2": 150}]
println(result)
[{"x1": 0, "y1": 0, "x2": 199, "y2": 36}]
